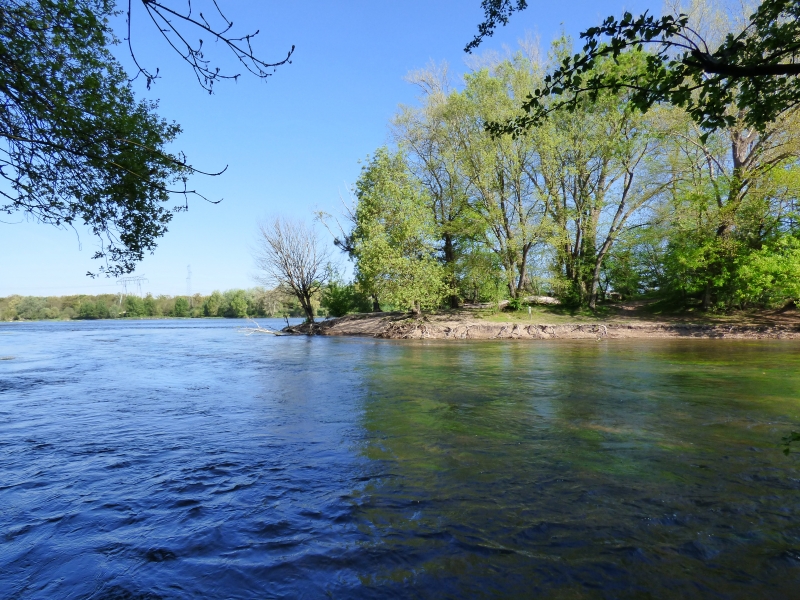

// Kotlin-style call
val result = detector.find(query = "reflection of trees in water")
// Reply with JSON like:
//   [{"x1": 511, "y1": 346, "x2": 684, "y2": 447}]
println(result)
[{"x1": 349, "y1": 341, "x2": 800, "y2": 596}]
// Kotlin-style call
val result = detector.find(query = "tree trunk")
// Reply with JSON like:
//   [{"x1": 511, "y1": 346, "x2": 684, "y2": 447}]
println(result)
[
  {"x1": 371, "y1": 295, "x2": 381, "y2": 312},
  {"x1": 443, "y1": 234, "x2": 459, "y2": 308},
  {"x1": 301, "y1": 295, "x2": 315, "y2": 324},
  {"x1": 588, "y1": 271, "x2": 600, "y2": 310},
  {"x1": 588, "y1": 241, "x2": 614, "y2": 310},
  {"x1": 516, "y1": 243, "x2": 531, "y2": 296}
]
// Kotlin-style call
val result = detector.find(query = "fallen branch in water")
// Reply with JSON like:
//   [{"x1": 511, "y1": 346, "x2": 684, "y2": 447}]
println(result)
[{"x1": 239, "y1": 318, "x2": 286, "y2": 336}]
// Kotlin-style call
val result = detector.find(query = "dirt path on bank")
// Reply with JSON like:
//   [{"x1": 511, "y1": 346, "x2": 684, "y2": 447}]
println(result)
[{"x1": 287, "y1": 305, "x2": 800, "y2": 340}]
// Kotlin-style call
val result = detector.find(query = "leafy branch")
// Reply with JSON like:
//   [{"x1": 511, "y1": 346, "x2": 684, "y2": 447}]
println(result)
[{"x1": 475, "y1": 0, "x2": 800, "y2": 137}]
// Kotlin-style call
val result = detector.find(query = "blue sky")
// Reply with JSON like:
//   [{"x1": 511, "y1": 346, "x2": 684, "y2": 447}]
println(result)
[{"x1": 0, "y1": 0, "x2": 658, "y2": 296}]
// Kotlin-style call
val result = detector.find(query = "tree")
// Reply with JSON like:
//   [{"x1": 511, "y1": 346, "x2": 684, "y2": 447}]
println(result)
[
  {"x1": 394, "y1": 63, "x2": 475, "y2": 308},
  {"x1": 253, "y1": 217, "x2": 330, "y2": 323},
  {"x1": 465, "y1": 0, "x2": 528, "y2": 53},
  {"x1": 654, "y1": 101, "x2": 800, "y2": 310},
  {"x1": 225, "y1": 289, "x2": 248, "y2": 318},
  {"x1": 351, "y1": 148, "x2": 447, "y2": 314},
  {"x1": 474, "y1": 0, "x2": 800, "y2": 135},
  {"x1": 203, "y1": 290, "x2": 223, "y2": 316},
  {"x1": 445, "y1": 58, "x2": 551, "y2": 300},
  {"x1": 529, "y1": 49, "x2": 671, "y2": 308},
  {"x1": 124, "y1": 294, "x2": 145, "y2": 316},
  {"x1": 1, "y1": 0, "x2": 293, "y2": 275},
  {"x1": 142, "y1": 293, "x2": 159, "y2": 315},
  {"x1": 173, "y1": 296, "x2": 189, "y2": 316}
]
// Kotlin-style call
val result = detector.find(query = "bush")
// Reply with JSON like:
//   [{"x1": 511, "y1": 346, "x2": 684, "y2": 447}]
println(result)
[
  {"x1": 173, "y1": 297, "x2": 190, "y2": 317},
  {"x1": 124, "y1": 295, "x2": 145, "y2": 317},
  {"x1": 506, "y1": 297, "x2": 523, "y2": 311},
  {"x1": 321, "y1": 282, "x2": 372, "y2": 317},
  {"x1": 321, "y1": 282, "x2": 353, "y2": 317},
  {"x1": 732, "y1": 236, "x2": 800, "y2": 307},
  {"x1": 225, "y1": 290, "x2": 248, "y2": 318},
  {"x1": 203, "y1": 291, "x2": 223, "y2": 317}
]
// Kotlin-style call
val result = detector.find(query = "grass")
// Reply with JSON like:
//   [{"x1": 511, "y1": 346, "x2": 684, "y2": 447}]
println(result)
[{"x1": 442, "y1": 299, "x2": 799, "y2": 327}]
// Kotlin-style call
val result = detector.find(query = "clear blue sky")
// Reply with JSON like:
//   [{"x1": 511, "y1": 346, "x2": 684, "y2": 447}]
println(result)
[{"x1": 0, "y1": 0, "x2": 658, "y2": 296}]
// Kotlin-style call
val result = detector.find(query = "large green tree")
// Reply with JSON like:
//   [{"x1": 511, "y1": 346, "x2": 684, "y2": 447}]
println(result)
[
  {"x1": 0, "y1": 0, "x2": 193, "y2": 275},
  {"x1": 0, "y1": 0, "x2": 292, "y2": 276},
  {"x1": 393, "y1": 65, "x2": 473, "y2": 308},
  {"x1": 351, "y1": 148, "x2": 447, "y2": 314}
]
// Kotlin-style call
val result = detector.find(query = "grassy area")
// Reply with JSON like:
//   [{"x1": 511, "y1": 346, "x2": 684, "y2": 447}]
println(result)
[
  {"x1": 469, "y1": 305, "x2": 616, "y2": 324},
  {"x1": 439, "y1": 300, "x2": 800, "y2": 327}
]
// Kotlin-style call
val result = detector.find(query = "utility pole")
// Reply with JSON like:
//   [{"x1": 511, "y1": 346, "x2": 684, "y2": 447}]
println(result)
[{"x1": 117, "y1": 275, "x2": 148, "y2": 304}]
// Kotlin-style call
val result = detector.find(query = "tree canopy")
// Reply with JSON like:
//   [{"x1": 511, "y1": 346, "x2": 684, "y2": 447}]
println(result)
[
  {"x1": 0, "y1": 0, "x2": 292, "y2": 276},
  {"x1": 470, "y1": 0, "x2": 800, "y2": 136},
  {"x1": 324, "y1": 38, "x2": 800, "y2": 315}
]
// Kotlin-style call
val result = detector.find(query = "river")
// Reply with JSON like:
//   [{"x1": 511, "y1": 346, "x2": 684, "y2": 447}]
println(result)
[{"x1": 1, "y1": 319, "x2": 799, "y2": 598}]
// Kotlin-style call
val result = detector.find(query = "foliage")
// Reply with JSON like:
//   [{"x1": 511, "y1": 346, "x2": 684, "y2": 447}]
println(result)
[
  {"x1": 0, "y1": 0, "x2": 202, "y2": 276},
  {"x1": 0, "y1": 0, "x2": 295, "y2": 276},
  {"x1": 320, "y1": 281, "x2": 351, "y2": 317},
  {"x1": 0, "y1": 287, "x2": 309, "y2": 321},
  {"x1": 506, "y1": 297, "x2": 523, "y2": 311},
  {"x1": 203, "y1": 291, "x2": 224, "y2": 317},
  {"x1": 78, "y1": 299, "x2": 113, "y2": 319},
  {"x1": 383, "y1": 47, "x2": 670, "y2": 309},
  {"x1": 224, "y1": 290, "x2": 248, "y2": 318},
  {"x1": 124, "y1": 295, "x2": 145, "y2": 316},
  {"x1": 320, "y1": 279, "x2": 372, "y2": 317},
  {"x1": 479, "y1": 0, "x2": 800, "y2": 137},
  {"x1": 732, "y1": 237, "x2": 800, "y2": 307},
  {"x1": 351, "y1": 148, "x2": 447, "y2": 313},
  {"x1": 324, "y1": 34, "x2": 800, "y2": 314},
  {"x1": 172, "y1": 296, "x2": 189, "y2": 317},
  {"x1": 465, "y1": 0, "x2": 528, "y2": 53}
]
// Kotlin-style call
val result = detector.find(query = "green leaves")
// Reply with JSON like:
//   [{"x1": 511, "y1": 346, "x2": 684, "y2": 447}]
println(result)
[
  {"x1": 352, "y1": 148, "x2": 448, "y2": 312},
  {"x1": 483, "y1": 0, "x2": 800, "y2": 137},
  {"x1": 0, "y1": 0, "x2": 196, "y2": 276}
]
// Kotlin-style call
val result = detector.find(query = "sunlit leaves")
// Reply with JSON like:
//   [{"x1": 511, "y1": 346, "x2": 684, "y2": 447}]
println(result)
[{"x1": 481, "y1": 0, "x2": 800, "y2": 137}]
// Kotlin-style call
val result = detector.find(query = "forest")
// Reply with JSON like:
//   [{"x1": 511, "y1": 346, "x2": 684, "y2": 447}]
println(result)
[
  {"x1": 0, "y1": 288, "x2": 313, "y2": 321},
  {"x1": 323, "y1": 35, "x2": 800, "y2": 315}
]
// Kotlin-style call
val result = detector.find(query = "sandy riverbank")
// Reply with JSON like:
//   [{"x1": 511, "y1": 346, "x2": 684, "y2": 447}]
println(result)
[{"x1": 285, "y1": 308, "x2": 800, "y2": 340}]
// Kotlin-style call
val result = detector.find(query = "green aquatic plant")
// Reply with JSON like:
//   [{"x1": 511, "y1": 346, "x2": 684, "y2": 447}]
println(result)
[{"x1": 782, "y1": 431, "x2": 800, "y2": 455}]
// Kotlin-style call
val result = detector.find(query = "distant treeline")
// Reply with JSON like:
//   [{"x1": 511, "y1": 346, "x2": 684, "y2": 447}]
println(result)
[{"x1": 0, "y1": 288, "x2": 320, "y2": 321}]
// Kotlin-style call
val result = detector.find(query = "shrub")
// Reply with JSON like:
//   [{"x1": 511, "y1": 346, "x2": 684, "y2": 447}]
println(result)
[{"x1": 173, "y1": 297, "x2": 190, "y2": 317}]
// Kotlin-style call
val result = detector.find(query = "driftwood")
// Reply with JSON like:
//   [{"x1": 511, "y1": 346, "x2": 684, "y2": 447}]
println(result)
[{"x1": 239, "y1": 318, "x2": 286, "y2": 336}]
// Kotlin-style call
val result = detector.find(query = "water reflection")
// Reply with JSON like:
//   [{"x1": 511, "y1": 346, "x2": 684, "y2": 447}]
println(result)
[
  {"x1": 0, "y1": 323, "x2": 798, "y2": 598},
  {"x1": 352, "y1": 340, "x2": 800, "y2": 597}
]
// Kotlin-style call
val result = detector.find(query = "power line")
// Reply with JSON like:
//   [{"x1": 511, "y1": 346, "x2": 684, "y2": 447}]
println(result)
[{"x1": 117, "y1": 275, "x2": 148, "y2": 305}]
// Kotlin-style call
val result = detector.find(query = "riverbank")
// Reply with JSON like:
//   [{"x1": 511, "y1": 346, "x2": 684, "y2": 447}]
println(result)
[{"x1": 286, "y1": 303, "x2": 800, "y2": 340}]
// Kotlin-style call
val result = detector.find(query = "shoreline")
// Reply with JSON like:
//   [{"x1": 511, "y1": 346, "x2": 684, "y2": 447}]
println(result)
[{"x1": 286, "y1": 311, "x2": 800, "y2": 340}]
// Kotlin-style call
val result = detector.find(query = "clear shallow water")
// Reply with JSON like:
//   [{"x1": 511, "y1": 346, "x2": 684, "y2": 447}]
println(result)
[{"x1": 1, "y1": 319, "x2": 799, "y2": 599}]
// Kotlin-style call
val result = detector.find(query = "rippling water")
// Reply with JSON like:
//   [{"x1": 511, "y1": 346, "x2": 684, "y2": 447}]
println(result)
[{"x1": 1, "y1": 319, "x2": 799, "y2": 598}]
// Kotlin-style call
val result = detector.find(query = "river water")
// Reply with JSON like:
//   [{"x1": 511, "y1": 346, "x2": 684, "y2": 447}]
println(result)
[{"x1": 1, "y1": 319, "x2": 799, "y2": 599}]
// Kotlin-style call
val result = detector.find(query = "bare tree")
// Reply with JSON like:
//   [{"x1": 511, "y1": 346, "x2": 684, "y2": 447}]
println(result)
[{"x1": 253, "y1": 217, "x2": 330, "y2": 323}]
